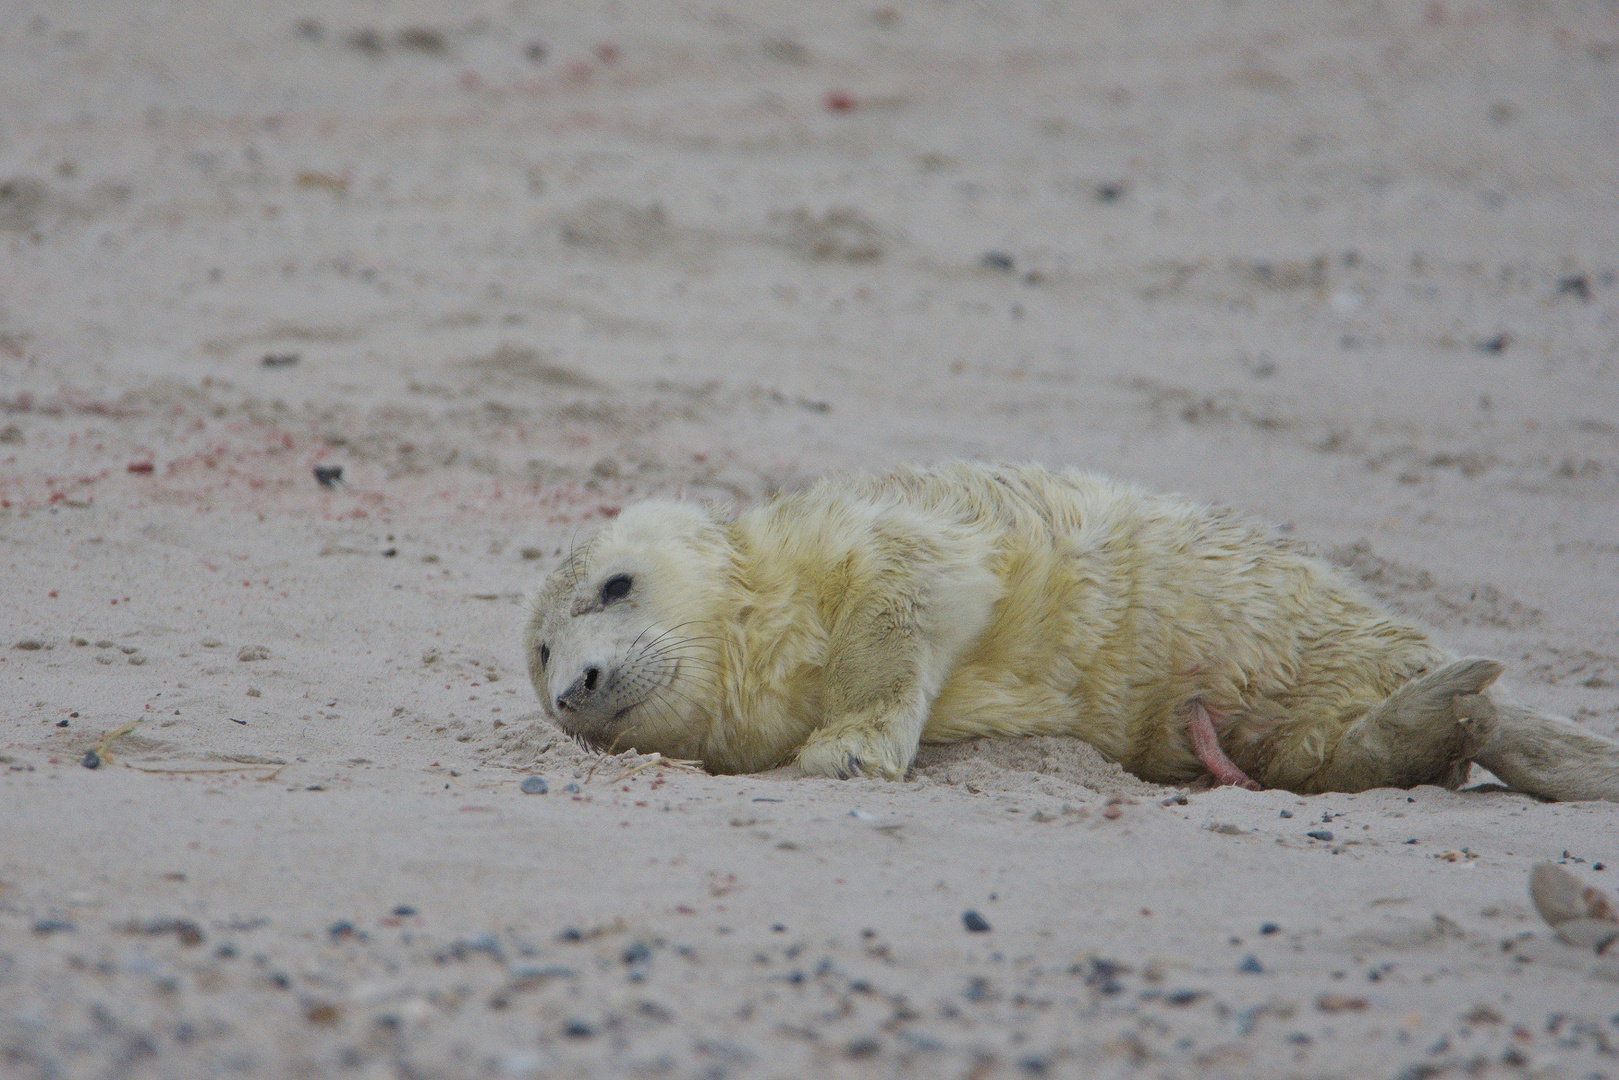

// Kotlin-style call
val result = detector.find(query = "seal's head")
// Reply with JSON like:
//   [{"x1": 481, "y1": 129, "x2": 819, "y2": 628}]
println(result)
[{"x1": 524, "y1": 500, "x2": 726, "y2": 757}]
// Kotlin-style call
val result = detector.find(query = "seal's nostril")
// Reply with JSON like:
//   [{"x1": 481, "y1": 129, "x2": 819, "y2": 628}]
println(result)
[
  {"x1": 584, "y1": 667, "x2": 600, "y2": 691},
  {"x1": 555, "y1": 697, "x2": 570, "y2": 711}
]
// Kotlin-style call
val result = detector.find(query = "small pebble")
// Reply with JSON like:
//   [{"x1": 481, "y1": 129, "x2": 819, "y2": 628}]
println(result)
[
  {"x1": 520, "y1": 776, "x2": 548, "y2": 794},
  {"x1": 962, "y1": 910, "x2": 992, "y2": 933},
  {"x1": 1238, "y1": 955, "x2": 1264, "y2": 974},
  {"x1": 1556, "y1": 274, "x2": 1592, "y2": 301},
  {"x1": 981, "y1": 251, "x2": 1015, "y2": 272},
  {"x1": 55, "y1": 719, "x2": 68, "y2": 728},
  {"x1": 562, "y1": 1020, "x2": 594, "y2": 1039},
  {"x1": 81, "y1": 749, "x2": 100, "y2": 770},
  {"x1": 563, "y1": 782, "x2": 581, "y2": 794},
  {"x1": 1306, "y1": 830, "x2": 1333, "y2": 842},
  {"x1": 33, "y1": 918, "x2": 75, "y2": 935},
  {"x1": 1278, "y1": 809, "x2": 1293, "y2": 818},
  {"x1": 392, "y1": 905, "x2": 417, "y2": 917},
  {"x1": 313, "y1": 465, "x2": 343, "y2": 488},
  {"x1": 261, "y1": 353, "x2": 300, "y2": 367},
  {"x1": 1260, "y1": 922, "x2": 1280, "y2": 935}
]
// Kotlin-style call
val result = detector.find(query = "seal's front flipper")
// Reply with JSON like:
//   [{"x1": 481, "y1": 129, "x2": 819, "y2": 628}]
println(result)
[
  {"x1": 1305, "y1": 657, "x2": 1502, "y2": 792},
  {"x1": 795, "y1": 697, "x2": 928, "y2": 780}
]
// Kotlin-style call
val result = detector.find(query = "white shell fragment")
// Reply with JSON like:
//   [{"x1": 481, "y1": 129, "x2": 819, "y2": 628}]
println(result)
[{"x1": 1530, "y1": 862, "x2": 1619, "y2": 954}]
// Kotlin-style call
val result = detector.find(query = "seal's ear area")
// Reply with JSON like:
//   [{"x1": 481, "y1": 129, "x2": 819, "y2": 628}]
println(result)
[{"x1": 605, "y1": 499, "x2": 719, "y2": 546}]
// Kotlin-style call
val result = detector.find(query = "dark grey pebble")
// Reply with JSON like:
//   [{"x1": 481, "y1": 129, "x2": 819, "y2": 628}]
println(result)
[
  {"x1": 845, "y1": 1038, "x2": 881, "y2": 1059},
  {"x1": 382, "y1": 547, "x2": 397, "y2": 557},
  {"x1": 1238, "y1": 955, "x2": 1264, "y2": 974},
  {"x1": 1306, "y1": 830, "x2": 1333, "y2": 841},
  {"x1": 1260, "y1": 922, "x2": 1280, "y2": 935},
  {"x1": 81, "y1": 749, "x2": 100, "y2": 770},
  {"x1": 55, "y1": 719, "x2": 68, "y2": 728},
  {"x1": 1278, "y1": 809, "x2": 1293, "y2": 818},
  {"x1": 1082, "y1": 957, "x2": 1127, "y2": 994},
  {"x1": 563, "y1": 782, "x2": 580, "y2": 794},
  {"x1": 144, "y1": 918, "x2": 204, "y2": 946},
  {"x1": 261, "y1": 353, "x2": 300, "y2": 367},
  {"x1": 511, "y1": 964, "x2": 575, "y2": 981},
  {"x1": 751, "y1": 797, "x2": 782, "y2": 802},
  {"x1": 962, "y1": 910, "x2": 992, "y2": 933},
  {"x1": 313, "y1": 465, "x2": 343, "y2": 488},
  {"x1": 1094, "y1": 182, "x2": 1127, "y2": 202},
  {"x1": 329, "y1": 920, "x2": 359, "y2": 941},
  {"x1": 32, "y1": 918, "x2": 75, "y2": 935},
  {"x1": 1475, "y1": 332, "x2": 1511, "y2": 354},
  {"x1": 563, "y1": 1020, "x2": 594, "y2": 1038},
  {"x1": 392, "y1": 905, "x2": 417, "y2": 917},
  {"x1": 981, "y1": 252, "x2": 1015, "y2": 272},
  {"x1": 520, "y1": 776, "x2": 548, "y2": 795},
  {"x1": 1557, "y1": 274, "x2": 1592, "y2": 301},
  {"x1": 557, "y1": 927, "x2": 584, "y2": 942},
  {"x1": 1166, "y1": 989, "x2": 1204, "y2": 1006}
]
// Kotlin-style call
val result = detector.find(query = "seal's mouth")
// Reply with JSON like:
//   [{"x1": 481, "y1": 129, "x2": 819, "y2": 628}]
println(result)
[{"x1": 547, "y1": 660, "x2": 681, "y2": 744}]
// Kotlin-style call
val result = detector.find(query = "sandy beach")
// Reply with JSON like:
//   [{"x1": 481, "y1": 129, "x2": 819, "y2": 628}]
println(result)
[{"x1": 3, "y1": 2, "x2": 1618, "y2": 1077}]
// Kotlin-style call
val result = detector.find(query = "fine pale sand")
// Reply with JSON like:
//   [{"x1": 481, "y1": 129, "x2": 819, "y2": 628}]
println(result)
[{"x1": 3, "y1": 3, "x2": 1618, "y2": 1077}]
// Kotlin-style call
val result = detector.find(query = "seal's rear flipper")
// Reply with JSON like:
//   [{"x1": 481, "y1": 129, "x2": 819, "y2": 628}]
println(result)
[
  {"x1": 1313, "y1": 657, "x2": 1502, "y2": 792},
  {"x1": 1473, "y1": 703, "x2": 1619, "y2": 802}
]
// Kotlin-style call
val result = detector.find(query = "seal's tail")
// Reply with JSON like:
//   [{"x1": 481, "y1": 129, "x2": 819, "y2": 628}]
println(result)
[
  {"x1": 1314, "y1": 656, "x2": 1619, "y2": 802},
  {"x1": 1472, "y1": 701, "x2": 1619, "y2": 802}
]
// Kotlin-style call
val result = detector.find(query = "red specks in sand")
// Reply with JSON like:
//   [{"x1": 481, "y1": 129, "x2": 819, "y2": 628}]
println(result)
[
  {"x1": 127, "y1": 461, "x2": 154, "y2": 474},
  {"x1": 823, "y1": 91, "x2": 857, "y2": 113},
  {"x1": 595, "y1": 43, "x2": 619, "y2": 64}
]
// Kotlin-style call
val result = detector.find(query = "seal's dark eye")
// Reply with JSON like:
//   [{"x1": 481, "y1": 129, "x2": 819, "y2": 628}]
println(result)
[
  {"x1": 601, "y1": 574, "x2": 633, "y2": 603},
  {"x1": 538, "y1": 642, "x2": 550, "y2": 667}
]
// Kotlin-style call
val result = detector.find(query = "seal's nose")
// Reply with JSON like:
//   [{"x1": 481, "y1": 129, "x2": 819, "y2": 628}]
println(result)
[{"x1": 555, "y1": 666, "x2": 604, "y2": 712}]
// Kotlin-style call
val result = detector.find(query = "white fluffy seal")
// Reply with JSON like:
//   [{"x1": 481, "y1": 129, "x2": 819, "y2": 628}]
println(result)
[{"x1": 523, "y1": 462, "x2": 1619, "y2": 800}]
